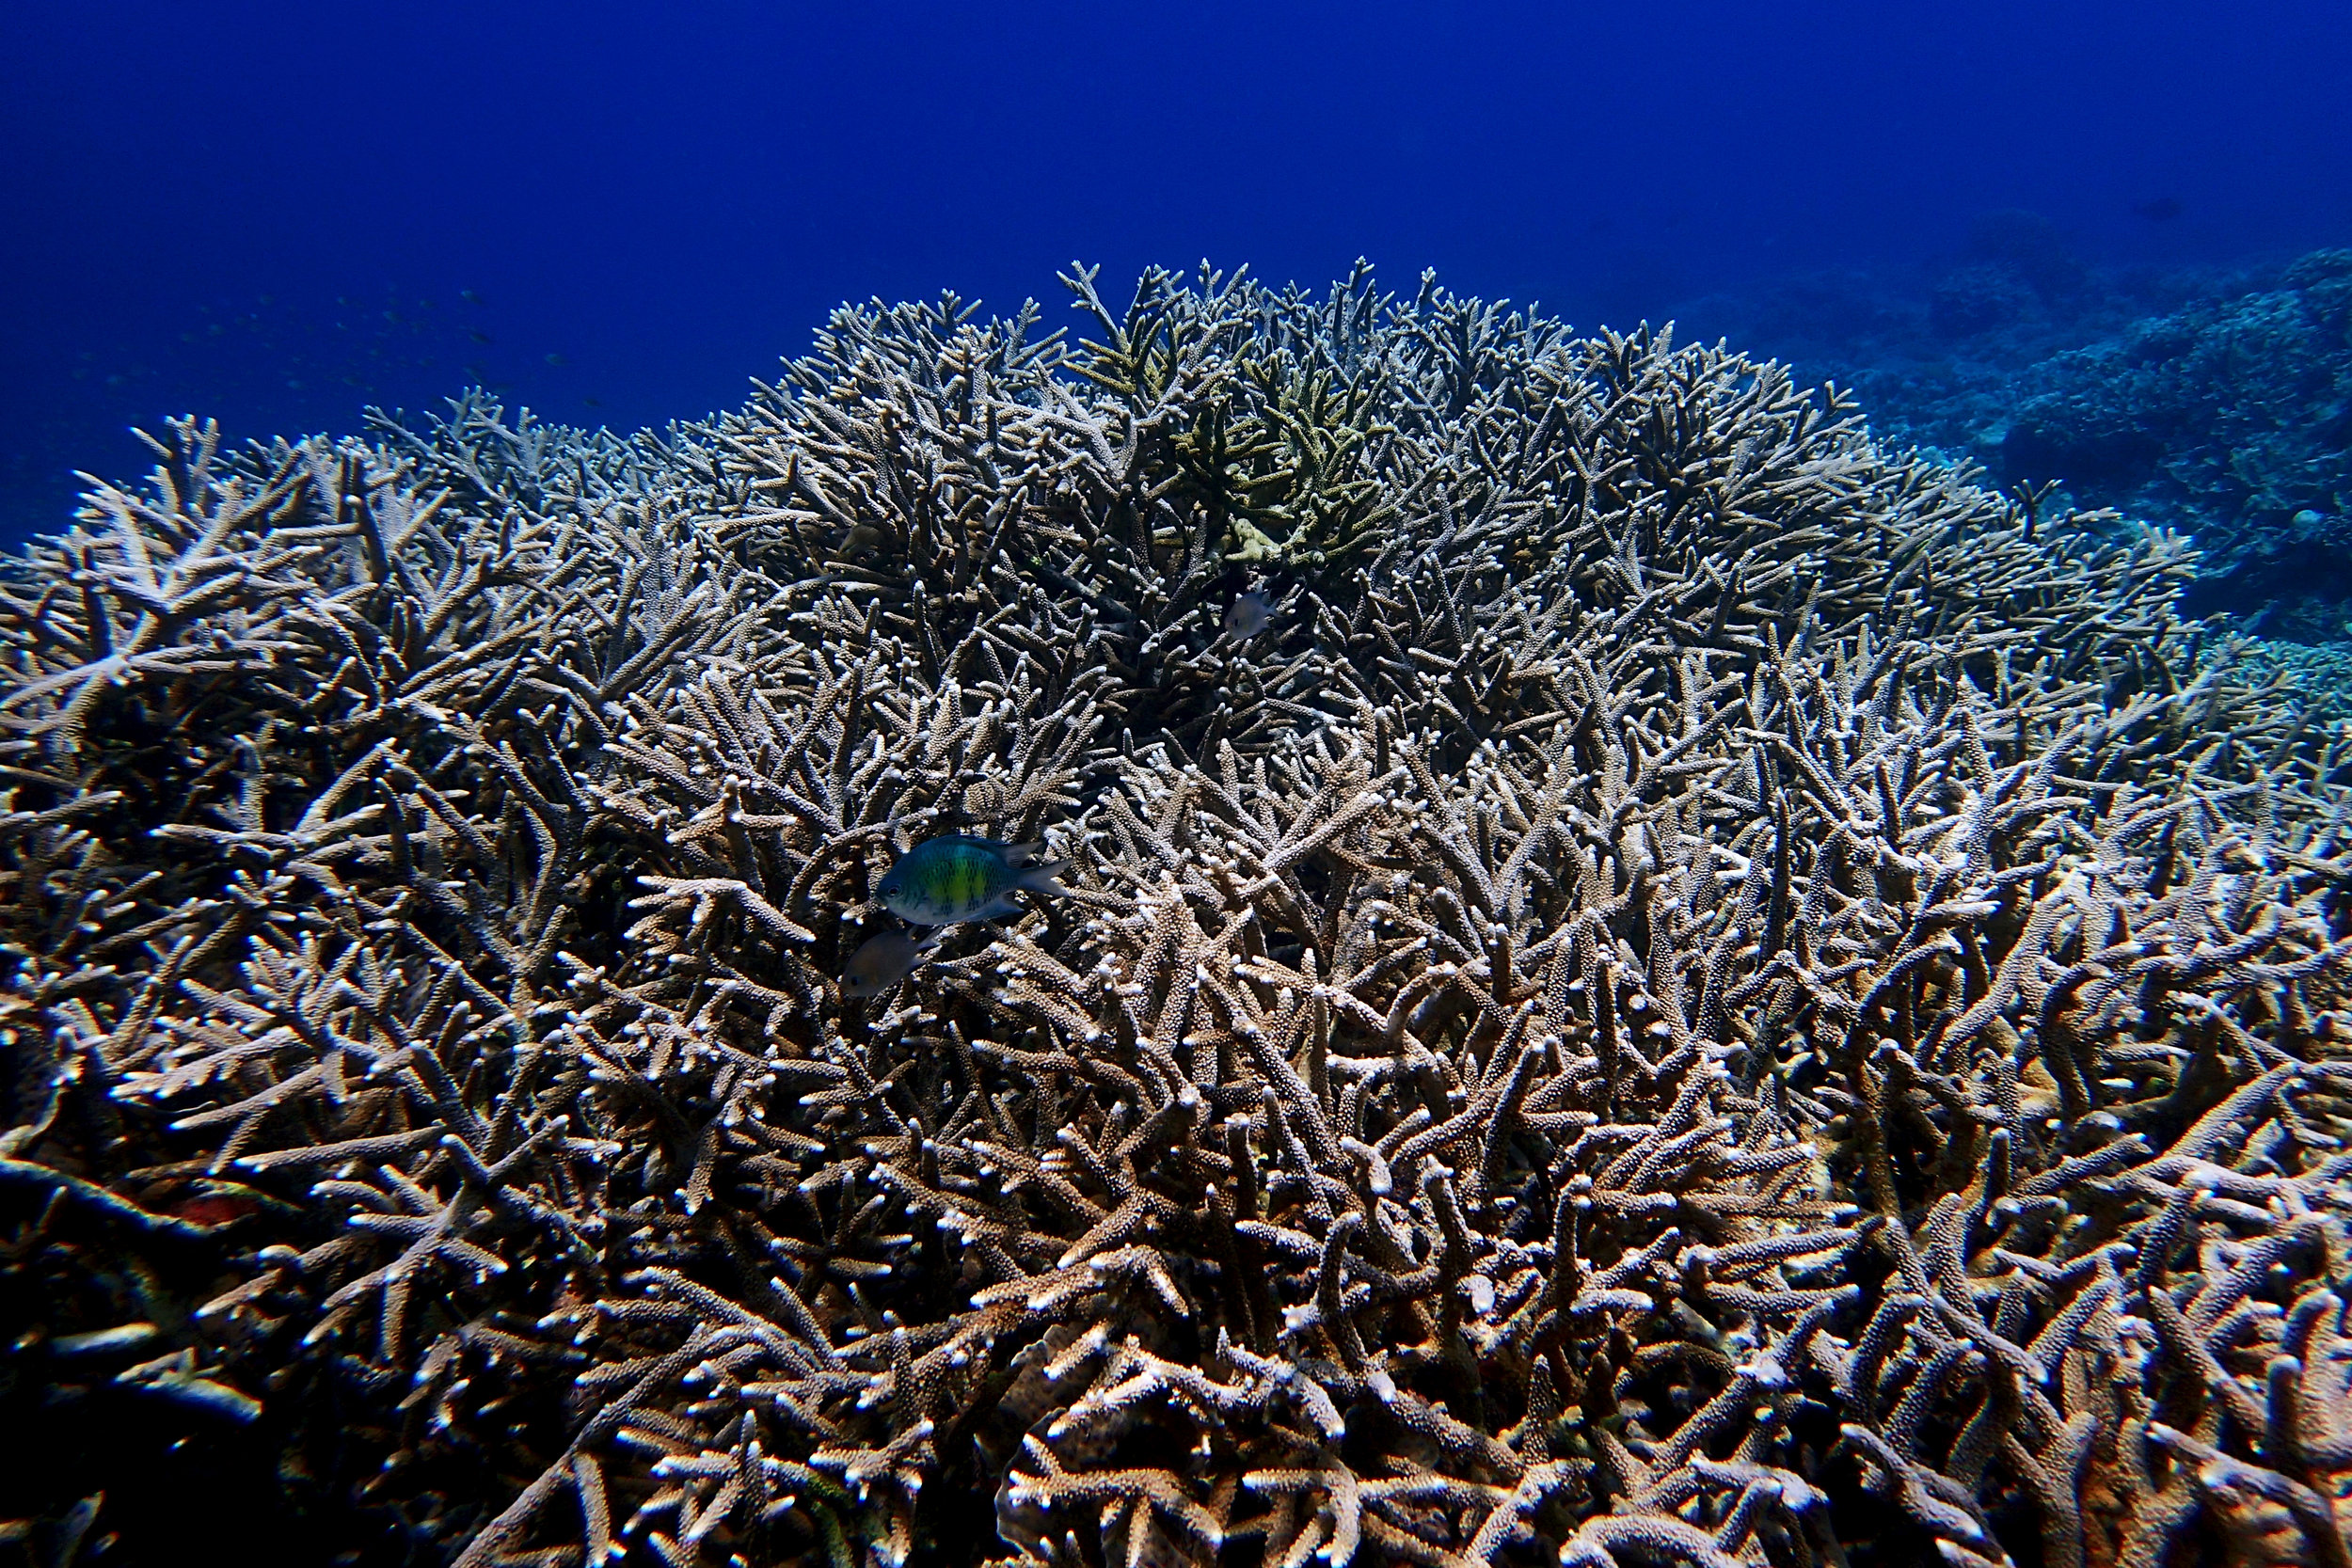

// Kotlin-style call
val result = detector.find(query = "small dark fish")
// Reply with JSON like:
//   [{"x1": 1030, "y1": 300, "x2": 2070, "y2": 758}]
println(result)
[
  {"x1": 877, "y1": 835, "x2": 1067, "y2": 926},
  {"x1": 1224, "y1": 589, "x2": 1274, "y2": 641},
  {"x1": 2132, "y1": 196, "x2": 2183, "y2": 222},
  {"x1": 461, "y1": 288, "x2": 485, "y2": 305},
  {"x1": 842, "y1": 928, "x2": 941, "y2": 997},
  {"x1": 545, "y1": 352, "x2": 567, "y2": 367},
  {"x1": 469, "y1": 328, "x2": 493, "y2": 344}
]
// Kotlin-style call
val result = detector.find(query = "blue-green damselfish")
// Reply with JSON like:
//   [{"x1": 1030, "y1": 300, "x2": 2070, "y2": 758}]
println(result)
[{"x1": 874, "y1": 835, "x2": 1068, "y2": 926}]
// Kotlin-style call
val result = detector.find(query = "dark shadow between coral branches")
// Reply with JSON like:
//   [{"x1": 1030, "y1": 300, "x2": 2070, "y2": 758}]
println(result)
[{"x1": 0, "y1": 1196, "x2": 404, "y2": 1565}]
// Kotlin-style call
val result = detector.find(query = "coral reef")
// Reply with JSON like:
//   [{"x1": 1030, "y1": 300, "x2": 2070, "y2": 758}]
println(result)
[
  {"x1": 1682, "y1": 238, "x2": 2352, "y2": 641},
  {"x1": 1929, "y1": 263, "x2": 2039, "y2": 341},
  {"x1": 2000, "y1": 249, "x2": 2352, "y2": 526},
  {"x1": 5, "y1": 262, "x2": 2352, "y2": 1568},
  {"x1": 2002, "y1": 249, "x2": 2352, "y2": 639},
  {"x1": 1927, "y1": 207, "x2": 2091, "y2": 341}
]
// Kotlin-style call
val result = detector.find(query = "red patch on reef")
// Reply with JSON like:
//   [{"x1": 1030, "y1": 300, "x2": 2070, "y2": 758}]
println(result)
[{"x1": 166, "y1": 1194, "x2": 260, "y2": 1227}]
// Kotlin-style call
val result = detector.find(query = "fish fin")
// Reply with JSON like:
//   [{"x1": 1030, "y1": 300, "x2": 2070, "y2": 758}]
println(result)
[
  {"x1": 1015, "y1": 860, "x2": 1069, "y2": 896},
  {"x1": 1000, "y1": 840, "x2": 1046, "y2": 866}
]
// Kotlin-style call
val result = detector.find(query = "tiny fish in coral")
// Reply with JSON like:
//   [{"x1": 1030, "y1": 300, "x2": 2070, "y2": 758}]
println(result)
[
  {"x1": 876, "y1": 836, "x2": 1066, "y2": 926},
  {"x1": 1223, "y1": 588, "x2": 1275, "y2": 641},
  {"x1": 842, "y1": 928, "x2": 941, "y2": 997}
]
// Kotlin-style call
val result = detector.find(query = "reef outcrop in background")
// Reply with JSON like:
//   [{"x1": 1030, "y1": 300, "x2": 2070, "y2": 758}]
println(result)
[
  {"x1": 1688, "y1": 233, "x2": 2352, "y2": 644},
  {"x1": 2001, "y1": 249, "x2": 2352, "y2": 640},
  {"x1": 4, "y1": 263, "x2": 2351, "y2": 1568}
]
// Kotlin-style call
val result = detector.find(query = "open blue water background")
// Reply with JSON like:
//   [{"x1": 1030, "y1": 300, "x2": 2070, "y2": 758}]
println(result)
[{"x1": 5, "y1": 0, "x2": 2348, "y2": 544}]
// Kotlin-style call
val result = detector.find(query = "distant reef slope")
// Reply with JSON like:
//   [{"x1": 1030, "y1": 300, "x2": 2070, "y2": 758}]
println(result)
[
  {"x1": 5, "y1": 263, "x2": 2352, "y2": 1568},
  {"x1": 1686, "y1": 226, "x2": 2352, "y2": 643},
  {"x1": 1999, "y1": 250, "x2": 2352, "y2": 639}
]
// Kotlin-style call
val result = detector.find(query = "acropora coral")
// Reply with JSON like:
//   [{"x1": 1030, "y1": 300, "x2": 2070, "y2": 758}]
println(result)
[{"x1": 4, "y1": 261, "x2": 2351, "y2": 1568}]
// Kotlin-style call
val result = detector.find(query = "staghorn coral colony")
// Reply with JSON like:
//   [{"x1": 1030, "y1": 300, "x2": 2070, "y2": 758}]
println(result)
[{"x1": 4, "y1": 261, "x2": 2352, "y2": 1568}]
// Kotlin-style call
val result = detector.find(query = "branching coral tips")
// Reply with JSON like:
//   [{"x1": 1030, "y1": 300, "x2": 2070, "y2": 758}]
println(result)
[{"x1": 875, "y1": 835, "x2": 1067, "y2": 925}]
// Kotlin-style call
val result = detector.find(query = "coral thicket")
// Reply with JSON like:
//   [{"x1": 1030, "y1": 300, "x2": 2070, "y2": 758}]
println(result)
[{"x1": 5, "y1": 263, "x2": 2352, "y2": 1568}]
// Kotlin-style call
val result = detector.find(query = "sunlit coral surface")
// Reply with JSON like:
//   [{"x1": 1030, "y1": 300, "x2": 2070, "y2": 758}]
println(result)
[{"x1": 6, "y1": 265, "x2": 2352, "y2": 1568}]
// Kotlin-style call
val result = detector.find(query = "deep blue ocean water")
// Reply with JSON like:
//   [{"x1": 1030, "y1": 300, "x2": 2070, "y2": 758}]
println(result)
[{"x1": 6, "y1": 0, "x2": 2349, "y2": 546}]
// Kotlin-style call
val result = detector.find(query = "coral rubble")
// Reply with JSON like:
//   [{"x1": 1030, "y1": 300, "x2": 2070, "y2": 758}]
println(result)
[{"x1": 5, "y1": 262, "x2": 2352, "y2": 1568}]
